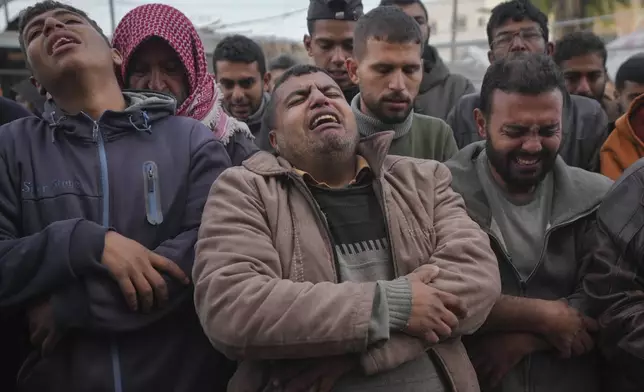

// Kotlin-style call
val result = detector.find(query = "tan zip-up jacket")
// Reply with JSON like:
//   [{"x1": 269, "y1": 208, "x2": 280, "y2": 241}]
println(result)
[{"x1": 194, "y1": 132, "x2": 501, "y2": 392}]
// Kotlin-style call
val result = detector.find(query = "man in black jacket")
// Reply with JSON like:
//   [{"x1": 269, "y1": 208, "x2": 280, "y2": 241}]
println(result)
[
  {"x1": 446, "y1": 0, "x2": 608, "y2": 172},
  {"x1": 0, "y1": 1, "x2": 233, "y2": 391},
  {"x1": 584, "y1": 159, "x2": 644, "y2": 391}
]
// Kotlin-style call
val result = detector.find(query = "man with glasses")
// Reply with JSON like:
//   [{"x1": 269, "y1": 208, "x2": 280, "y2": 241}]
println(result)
[{"x1": 446, "y1": 0, "x2": 608, "y2": 172}]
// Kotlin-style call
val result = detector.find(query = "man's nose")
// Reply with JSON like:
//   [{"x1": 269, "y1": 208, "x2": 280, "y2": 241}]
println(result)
[
  {"x1": 522, "y1": 135, "x2": 543, "y2": 155},
  {"x1": 331, "y1": 47, "x2": 348, "y2": 65},
  {"x1": 388, "y1": 70, "x2": 405, "y2": 91},
  {"x1": 148, "y1": 69, "x2": 166, "y2": 91},
  {"x1": 43, "y1": 17, "x2": 65, "y2": 37},
  {"x1": 575, "y1": 77, "x2": 592, "y2": 96}
]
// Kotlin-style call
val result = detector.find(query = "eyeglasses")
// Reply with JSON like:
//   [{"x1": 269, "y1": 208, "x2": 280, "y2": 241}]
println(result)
[{"x1": 492, "y1": 28, "x2": 544, "y2": 49}]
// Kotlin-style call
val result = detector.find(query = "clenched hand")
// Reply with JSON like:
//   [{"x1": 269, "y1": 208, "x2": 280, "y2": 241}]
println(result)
[
  {"x1": 102, "y1": 231, "x2": 190, "y2": 313},
  {"x1": 541, "y1": 300, "x2": 598, "y2": 358},
  {"x1": 403, "y1": 265, "x2": 468, "y2": 344}
]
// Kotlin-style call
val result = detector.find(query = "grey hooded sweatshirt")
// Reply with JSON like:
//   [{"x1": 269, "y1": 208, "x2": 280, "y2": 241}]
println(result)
[{"x1": 0, "y1": 91, "x2": 235, "y2": 392}]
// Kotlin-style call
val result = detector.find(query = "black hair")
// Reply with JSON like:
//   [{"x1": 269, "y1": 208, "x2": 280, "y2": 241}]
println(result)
[
  {"x1": 268, "y1": 54, "x2": 299, "y2": 72},
  {"x1": 480, "y1": 53, "x2": 565, "y2": 117},
  {"x1": 378, "y1": 0, "x2": 427, "y2": 21},
  {"x1": 616, "y1": 54, "x2": 644, "y2": 90},
  {"x1": 553, "y1": 31, "x2": 607, "y2": 67},
  {"x1": 486, "y1": 0, "x2": 549, "y2": 46},
  {"x1": 353, "y1": 6, "x2": 423, "y2": 60},
  {"x1": 212, "y1": 34, "x2": 267, "y2": 76},
  {"x1": 263, "y1": 64, "x2": 330, "y2": 131},
  {"x1": 18, "y1": 0, "x2": 109, "y2": 58}
]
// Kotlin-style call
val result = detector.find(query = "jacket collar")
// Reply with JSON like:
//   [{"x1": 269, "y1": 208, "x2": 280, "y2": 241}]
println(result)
[
  {"x1": 445, "y1": 141, "x2": 612, "y2": 229},
  {"x1": 242, "y1": 131, "x2": 396, "y2": 180},
  {"x1": 42, "y1": 90, "x2": 176, "y2": 141}
]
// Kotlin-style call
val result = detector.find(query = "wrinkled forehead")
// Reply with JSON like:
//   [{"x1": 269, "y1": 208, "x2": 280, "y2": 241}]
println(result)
[
  {"x1": 491, "y1": 89, "x2": 564, "y2": 122},
  {"x1": 275, "y1": 72, "x2": 340, "y2": 102}
]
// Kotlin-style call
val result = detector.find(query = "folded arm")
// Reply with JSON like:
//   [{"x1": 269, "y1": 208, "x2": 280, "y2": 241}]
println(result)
[
  {"x1": 360, "y1": 162, "x2": 501, "y2": 374},
  {"x1": 0, "y1": 150, "x2": 107, "y2": 309},
  {"x1": 53, "y1": 133, "x2": 232, "y2": 332},
  {"x1": 194, "y1": 168, "x2": 383, "y2": 361}
]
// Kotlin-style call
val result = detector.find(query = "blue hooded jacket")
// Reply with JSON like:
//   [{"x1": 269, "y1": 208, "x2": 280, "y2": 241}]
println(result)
[{"x1": 0, "y1": 91, "x2": 233, "y2": 391}]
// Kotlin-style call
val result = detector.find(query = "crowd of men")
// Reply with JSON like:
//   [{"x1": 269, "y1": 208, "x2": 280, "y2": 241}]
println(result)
[{"x1": 2, "y1": 0, "x2": 644, "y2": 391}]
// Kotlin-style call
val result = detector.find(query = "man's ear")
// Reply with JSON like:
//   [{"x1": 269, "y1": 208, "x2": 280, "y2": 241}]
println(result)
[
  {"x1": 269, "y1": 130, "x2": 279, "y2": 153},
  {"x1": 474, "y1": 108, "x2": 487, "y2": 139},
  {"x1": 487, "y1": 50, "x2": 495, "y2": 64},
  {"x1": 263, "y1": 72, "x2": 271, "y2": 91},
  {"x1": 346, "y1": 57, "x2": 359, "y2": 85},
  {"x1": 30, "y1": 76, "x2": 47, "y2": 96},
  {"x1": 304, "y1": 35, "x2": 313, "y2": 56},
  {"x1": 546, "y1": 42, "x2": 555, "y2": 57},
  {"x1": 111, "y1": 48, "x2": 123, "y2": 68}
]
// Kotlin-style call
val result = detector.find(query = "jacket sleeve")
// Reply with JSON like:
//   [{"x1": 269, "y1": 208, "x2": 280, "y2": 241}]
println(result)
[
  {"x1": 360, "y1": 162, "x2": 501, "y2": 374},
  {"x1": 54, "y1": 129, "x2": 232, "y2": 332},
  {"x1": 0, "y1": 140, "x2": 108, "y2": 308},
  {"x1": 226, "y1": 131, "x2": 259, "y2": 166},
  {"x1": 565, "y1": 216, "x2": 600, "y2": 313},
  {"x1": 193, "y1": 167, "x2": 377, "y2": 361}
]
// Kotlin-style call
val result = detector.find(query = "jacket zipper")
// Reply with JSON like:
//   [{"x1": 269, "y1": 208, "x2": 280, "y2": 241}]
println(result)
[
  {"x1": 90, "y1": 117, "x2": 122, "y2": 392},
  {"x1": 287, "y1": 173, "x2": 339, "y2": 283},
  {"x1": 143, "y1": 161, "x2": 163, "y2": 225}
]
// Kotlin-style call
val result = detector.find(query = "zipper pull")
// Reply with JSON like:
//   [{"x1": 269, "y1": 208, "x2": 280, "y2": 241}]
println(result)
[
  {"x1": 146, "y1": 165, "x2": 155, "y2": 193},
  {"x1": 92, "y1": 122, "x2": 99, "y2": 141}
]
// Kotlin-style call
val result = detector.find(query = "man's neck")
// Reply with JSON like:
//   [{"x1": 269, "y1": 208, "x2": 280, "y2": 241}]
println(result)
[
  {"x1": 299, "y1": 153, "x2": 358, "y2": 188},
  {"x1": 50, "y1": 73, "x2": 126, "y2": 120}
]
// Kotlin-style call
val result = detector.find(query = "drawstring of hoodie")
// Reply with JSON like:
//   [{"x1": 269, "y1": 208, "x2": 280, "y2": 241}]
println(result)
[
  {"x1": 129, "y1": 111, "x2": 151, "y2": 133},
  {"x1": 49, "y1": 110, "x2": 152, "y2": 143}
]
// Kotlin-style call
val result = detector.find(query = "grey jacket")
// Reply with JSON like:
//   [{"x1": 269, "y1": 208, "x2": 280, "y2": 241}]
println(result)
[
  {"x1": 446, "y1": 92, "x2": 609, "y2": 172},
  {"x1": 414, "y1": 46, "x2": 475, "y2": 121},
  {"x1": 445, "y1": 142, "x2": 612, "y2": 392}
]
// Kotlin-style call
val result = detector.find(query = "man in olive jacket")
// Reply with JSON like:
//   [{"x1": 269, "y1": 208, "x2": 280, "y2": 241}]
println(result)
[
  {"x1": 347, "y1": 6, "x2": 457, "y2": 162},
  {"x1": 194, "y1": 64, "x2": 500, "y2": 392},
  {"x1": 380, "y1": 0, "x2": 475, "y2": 121}
]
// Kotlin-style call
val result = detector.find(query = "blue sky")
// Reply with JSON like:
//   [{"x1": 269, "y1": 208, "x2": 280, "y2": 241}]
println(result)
[{"x1": 1, "y1": 0, "x2": 384, "y2": 40}]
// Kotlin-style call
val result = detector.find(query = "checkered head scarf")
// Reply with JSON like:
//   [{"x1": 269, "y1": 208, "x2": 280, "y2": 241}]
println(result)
[{"x1": 112, "y1": 3, "x2": 251, "y2": 142}]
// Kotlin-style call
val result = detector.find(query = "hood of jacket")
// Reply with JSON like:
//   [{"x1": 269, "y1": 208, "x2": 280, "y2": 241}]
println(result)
[
  {"x1": 42, "y1": 90, "x2": 177, "y2": 140},
  {"x1": 418, "y1": 45, "x2": 450, "y2": 94},
  {"x1": 600, "y1": 95, "x2": 644, "y2": 180},
  {"x1": 445, "y1": 141, "x2": 612, "y2": 229}
]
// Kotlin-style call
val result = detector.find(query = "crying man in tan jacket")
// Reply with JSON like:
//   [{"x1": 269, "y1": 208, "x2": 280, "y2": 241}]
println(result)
[{"x1": 194, "y1": 63, "x2": 501, "y2": 392}]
